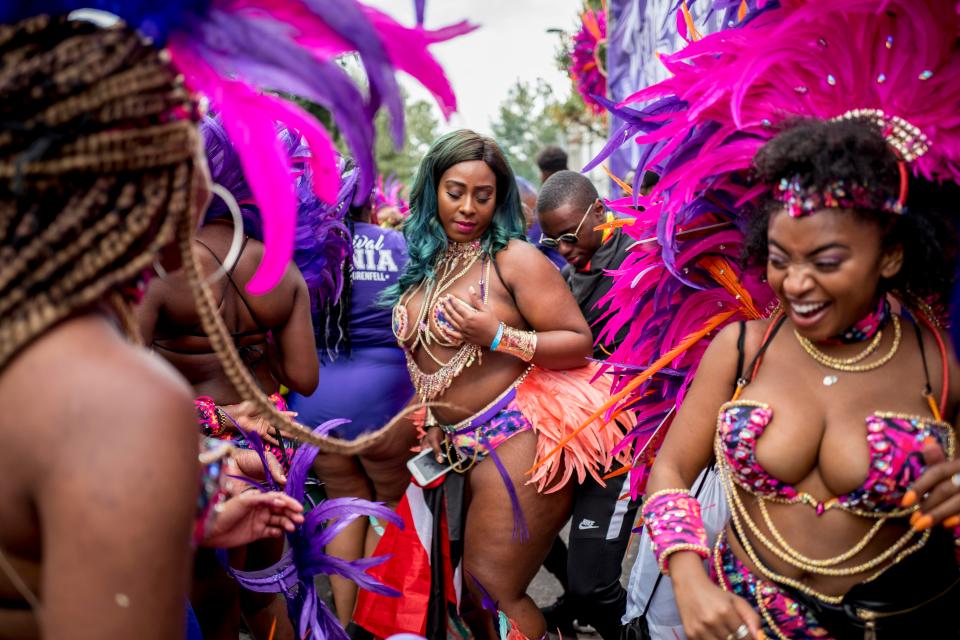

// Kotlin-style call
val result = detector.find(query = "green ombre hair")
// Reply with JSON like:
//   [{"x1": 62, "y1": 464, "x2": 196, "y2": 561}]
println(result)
[{"x1": 382, "y1": 130, "x2": 526, "y2": 305}]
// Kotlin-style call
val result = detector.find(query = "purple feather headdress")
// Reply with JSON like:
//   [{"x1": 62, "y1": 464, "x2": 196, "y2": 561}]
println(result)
[
  {"x1": 224, "y1": 421, "x2": 403, "y2": 640},
  {"x1": 2, "y1": 1, "x2": 475, "y2": 294},
  {"x1": 201, "y1": 117, "x2": 352, "y2": 311},
  {"x1": 585, "y1": 0, "x2": 960, "y2": 496},
  {"x1": 373, "y1": 174, "x2": 409, "y2": 217}
]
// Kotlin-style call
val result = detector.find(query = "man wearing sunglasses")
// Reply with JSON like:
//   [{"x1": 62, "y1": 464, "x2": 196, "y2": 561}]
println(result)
[
  {"x1": 537, "y1": 170, "x2": 633, "y2": 356},
  {"x1": 534, "y1": 170, "x2": 638, "y2": 640}
]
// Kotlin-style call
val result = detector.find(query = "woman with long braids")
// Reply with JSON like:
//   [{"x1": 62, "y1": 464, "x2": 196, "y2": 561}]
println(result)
[
  {"x1": 0, "y1": 3, "x2": 473, "y2": 637},
  {"x1": 0, "y1": 16, "x2": 211, "y2": 639},
  {"x1": 355, "y1": 129, "x2": 631, "y2": 640}
]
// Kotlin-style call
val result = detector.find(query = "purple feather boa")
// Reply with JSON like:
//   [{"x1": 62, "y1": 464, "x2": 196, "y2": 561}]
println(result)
[{"x1": 225, "y1": 421, "x2": 403, "y2": 640}]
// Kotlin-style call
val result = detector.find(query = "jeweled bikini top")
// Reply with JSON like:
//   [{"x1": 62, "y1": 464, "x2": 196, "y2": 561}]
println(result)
[
  {"x1": 391, "y1": 241, "x2": 490, "y2": 402},
  {"x1": 717, "y1": 401, "x2": 954, "y2": 515},
  {"x1": 717, "y1": 310, "x2": 954, "y2": 517}
]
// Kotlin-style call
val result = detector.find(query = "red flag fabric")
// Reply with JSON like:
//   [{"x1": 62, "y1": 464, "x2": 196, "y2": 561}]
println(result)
[{"x1": 354, "y1": 483, "x2": 459, "y2": 637}]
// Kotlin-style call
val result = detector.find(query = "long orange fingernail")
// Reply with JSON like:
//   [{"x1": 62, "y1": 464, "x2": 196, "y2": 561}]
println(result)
[
  {"x1": 910, "y1": 511, "x2": 923, "y2": 526},
  {"x1": 914, "y1": 515, "x2": 934, "y2": 531},
  {"x1": 944, "y1": 515, "x2": 960, "y2": 528},
  {"x1": 757, "y1": 632, "x2": 767, "y2": 640},
  {"x1": 901, "y1": 490, "x2": 918, "y2": 508},
  {"x1": 922, "y1": 436, "x2": 938, "y2": 448}
]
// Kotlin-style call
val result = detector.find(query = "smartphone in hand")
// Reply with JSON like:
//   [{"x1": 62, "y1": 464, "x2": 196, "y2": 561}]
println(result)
[{"x1": 407, "y1": 448, "x2": 454, "y2": 486}]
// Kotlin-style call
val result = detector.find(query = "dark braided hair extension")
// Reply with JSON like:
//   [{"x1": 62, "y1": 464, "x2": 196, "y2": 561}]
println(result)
[
  {"x1": 1, "y1": 15, "x2": 428, "y2": 453},
  {"x1": 0, "y1": 15, "x2": 196, "y2": 371}
]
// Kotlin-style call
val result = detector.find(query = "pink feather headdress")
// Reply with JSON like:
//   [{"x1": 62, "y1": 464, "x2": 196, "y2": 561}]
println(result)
[
  {"x1": 570, "y1": 4, "x2": 608, "y2": 114},
  {"x1": 581, "y1": 0, "x2": 960, "y2": 495}
]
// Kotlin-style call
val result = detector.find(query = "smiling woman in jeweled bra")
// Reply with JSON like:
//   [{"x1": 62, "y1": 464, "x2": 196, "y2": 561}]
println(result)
[
  {"x1": 643, "y1": 118, "x2": 960, "y2": 640},
  {"x1": 377, "y1": 129, "x2": 632, "y2": 639}
]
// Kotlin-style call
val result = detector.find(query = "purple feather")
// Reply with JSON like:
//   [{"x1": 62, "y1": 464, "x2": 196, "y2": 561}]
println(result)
[
  {"x1": 224, "y1": 419, "x2": 404, "y2": 638},
  {"x1": 201, "y1": 117, "x2": 352, "y2": 311},
  {"x1": 300, "y1": 0, "x2": 405, "y2": 147},
  {"x1": 186, "y1": 8, "x2": 379, "y2": 200}
]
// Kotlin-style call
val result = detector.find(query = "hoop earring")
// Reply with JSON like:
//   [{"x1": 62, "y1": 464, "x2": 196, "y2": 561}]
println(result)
[{"x1": 153, "y1": 183, "x2": 245, "y2": 285}]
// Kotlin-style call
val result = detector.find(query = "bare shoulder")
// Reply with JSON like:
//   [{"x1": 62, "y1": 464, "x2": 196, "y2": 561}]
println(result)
[
  {"x1": 496, "y1": 238, "x2": 548, "y2": 264},
  {"x1": 8, "y1": 315, "x2": 196, "y2": 453},
  {"x1": 9, "y1": 317, "x2": 199, "y2": 639},
  {"x1": 494, "y1": 238, "x2": 559, "y2": 280},
  {"x1": 700, "y1": 317, "x2": 773, "y2": 379}
]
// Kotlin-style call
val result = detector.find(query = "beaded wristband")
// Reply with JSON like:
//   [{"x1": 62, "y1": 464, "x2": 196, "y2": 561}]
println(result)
[
  {"x1": 642, "y1": 488, "x2": 710, "y2": 574},
  {"x1": 494, "y1": 324, "x2": 537, "y2": 362},
  {"x1": 195, "y1": 396, "x2": 227, "y2": 438},
  {"x1": 490, "y1": 321, "x2": 505, "y2": 351}
]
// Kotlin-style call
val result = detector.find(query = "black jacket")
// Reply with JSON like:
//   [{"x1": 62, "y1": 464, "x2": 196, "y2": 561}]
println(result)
[{"x1": 562, "y1": 229, "x2": 632, "y2": 359}]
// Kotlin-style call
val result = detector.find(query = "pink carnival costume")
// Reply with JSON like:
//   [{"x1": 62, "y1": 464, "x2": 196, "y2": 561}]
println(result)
[{"x1": 586, "y1": 0, "x2": 960, "y2": 637}]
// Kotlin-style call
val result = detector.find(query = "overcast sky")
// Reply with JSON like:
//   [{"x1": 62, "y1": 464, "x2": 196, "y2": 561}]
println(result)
[{"x1": 365, "y1": 0, "x2": 583, "y2": 135}]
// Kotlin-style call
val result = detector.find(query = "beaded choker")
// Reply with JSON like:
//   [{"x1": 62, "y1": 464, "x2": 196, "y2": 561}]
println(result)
[{"x1": 825, "y1": 297, "x2": 890, "y2": 345}]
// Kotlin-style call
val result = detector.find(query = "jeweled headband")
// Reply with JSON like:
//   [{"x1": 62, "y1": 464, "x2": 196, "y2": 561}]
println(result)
[
  {"x1": 774, "y1": 177, "x2": 904, "y2": 217},
  {"x1": 775, "y1": 109, "x2": 930, "y2": 218}
]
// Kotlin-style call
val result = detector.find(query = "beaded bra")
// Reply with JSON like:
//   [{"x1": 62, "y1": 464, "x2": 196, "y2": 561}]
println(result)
[
  {"x1": 712, "y1": 310, "x2": 954, "y2": 604},
  {"x1": 717, "y1": 401, "x2": 954, "y2": 516},
  {"x1": 392, "y1": 241, "x2": 490, "y2": 402}
]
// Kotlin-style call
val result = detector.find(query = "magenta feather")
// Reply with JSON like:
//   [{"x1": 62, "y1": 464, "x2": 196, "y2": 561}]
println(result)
[{"x1": 163, "y1": 0, "x2": 472, "y2": 293}]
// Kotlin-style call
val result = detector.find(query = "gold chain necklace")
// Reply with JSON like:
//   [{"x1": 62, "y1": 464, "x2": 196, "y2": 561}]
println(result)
[
  {"x1": 399, "y1": 242, "x2": 490, "y2": 402},
  {"x1": 813, "y1": 328, "x2": 884, "y2": 365},
  {"x1": 724, "y1": 459, "x2": 919, "y2": 576},
  {"x1": 795, "y1": 314, "x2": 901, "y2": 372},
  {"x1": 714, "y1": 435, "x2": 930, "y2": 603},
  {"x1": 756, "y1": 498, "x2": 887, "y2": 567}
]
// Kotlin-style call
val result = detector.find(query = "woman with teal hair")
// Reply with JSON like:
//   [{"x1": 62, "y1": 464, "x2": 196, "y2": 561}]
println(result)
[{"x1": 357, "y1": 130, "x2": 632, "y2": 639}]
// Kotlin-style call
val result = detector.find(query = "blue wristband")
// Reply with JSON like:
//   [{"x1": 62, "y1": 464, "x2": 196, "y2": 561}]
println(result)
[{"x1": 490, "y1": 321, "x2": 505, "y2": 351}]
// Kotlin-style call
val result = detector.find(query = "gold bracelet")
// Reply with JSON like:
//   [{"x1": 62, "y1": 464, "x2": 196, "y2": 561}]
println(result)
[
  {"x1": 494, "y1": 324, "x2": 537, "y2": 362},
  {"x1": 657, "y1": 543, "x2": 711, "y2": 575}
]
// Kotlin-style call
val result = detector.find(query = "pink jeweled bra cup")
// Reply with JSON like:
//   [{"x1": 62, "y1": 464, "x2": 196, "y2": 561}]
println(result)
[{"x1": 717, "y1": 400, "x2": 955, "y2": 515}]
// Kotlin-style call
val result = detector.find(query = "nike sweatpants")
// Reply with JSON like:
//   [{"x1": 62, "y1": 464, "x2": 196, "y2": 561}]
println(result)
[{"x1": 567, "y1": 470, "x2": 639, "y2": 640}]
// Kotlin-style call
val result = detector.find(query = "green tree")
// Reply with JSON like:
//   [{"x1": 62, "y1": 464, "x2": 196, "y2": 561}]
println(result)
[
  {"x1": 490, "y1": 79, "x2": 605, "y2": 182},
  {"x1": 490, "y1": 79, "x2": 565, "y2": 182},
  {"x1": 373, "y1": 96, "x2": 439, "y2": 185}
]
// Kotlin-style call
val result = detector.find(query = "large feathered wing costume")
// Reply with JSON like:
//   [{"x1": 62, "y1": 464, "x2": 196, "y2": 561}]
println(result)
[
  {"x1": 580, "y1": 0, "x2": 960, "y2": 496},
  {"x1": 1, "y1": 0, "x2": 475, "y2": 294}
]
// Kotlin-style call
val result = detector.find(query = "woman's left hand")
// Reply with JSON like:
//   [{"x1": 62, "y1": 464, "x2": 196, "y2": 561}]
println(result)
[
  {"x1": 440, "y1": 286, "x2": 500, "y2": 347},
  {"x1": 904, "y1": 441, "x2": 960, "y2": 529}
]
